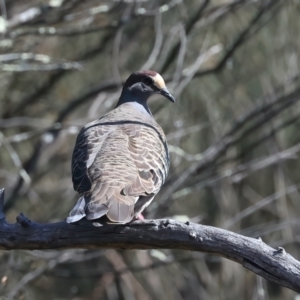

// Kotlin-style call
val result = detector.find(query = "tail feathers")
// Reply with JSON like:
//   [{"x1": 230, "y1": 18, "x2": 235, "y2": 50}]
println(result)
[
  {"x1": 67, "y1": 194, "x2": 135, "y2": 224},
  {"x1": 107, "y1": 199, "x2": 134, "y2": 223},
  {"x1": 66, "y1": 196, "x2": 86, "y2": 223},
  {"x1": 85, "y1": 203, "x2": 109, "y2": 220},
  {"x1": 85, "y1": 200, "x2": 133, "y2": 223}
]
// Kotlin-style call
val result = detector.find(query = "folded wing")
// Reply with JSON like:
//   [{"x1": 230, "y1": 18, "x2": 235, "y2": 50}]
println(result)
[{"x1": 67, "y1": 109, "x2": 169, "y2": 223}]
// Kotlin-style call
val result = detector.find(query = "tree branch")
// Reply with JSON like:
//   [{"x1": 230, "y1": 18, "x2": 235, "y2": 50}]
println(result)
[
  {"x1": 0, "y1": 189, "x2": 299, "y2": 292},
  {"x1": 193, "y1": 0, "x2": 280, "y2": 78}
]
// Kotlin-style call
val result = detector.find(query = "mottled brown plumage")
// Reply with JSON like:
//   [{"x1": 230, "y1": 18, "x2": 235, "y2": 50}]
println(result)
[{"x1": 66, "y1": 70, "x2": 174, "y2": 224}]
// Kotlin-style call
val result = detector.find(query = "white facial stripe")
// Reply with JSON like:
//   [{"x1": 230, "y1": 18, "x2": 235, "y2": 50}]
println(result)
[{"x1": 151, "y1": 73, "x2": 166, "y2": 89}]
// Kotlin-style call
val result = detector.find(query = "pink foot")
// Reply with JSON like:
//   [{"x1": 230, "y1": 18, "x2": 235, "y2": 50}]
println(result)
[{"x1": 137, "y1": 214, "x2": 144, "y2": 220}]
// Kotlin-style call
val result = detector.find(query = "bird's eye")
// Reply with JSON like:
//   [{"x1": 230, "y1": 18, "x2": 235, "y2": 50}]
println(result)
[{"x1": 143, "y1": 77, "x2": 154, "y2": 86}]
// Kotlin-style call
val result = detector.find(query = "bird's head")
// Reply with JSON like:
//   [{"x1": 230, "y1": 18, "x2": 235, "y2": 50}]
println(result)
[{"x1": 121, "y1": 70, "x2": 175, "y2": 103}]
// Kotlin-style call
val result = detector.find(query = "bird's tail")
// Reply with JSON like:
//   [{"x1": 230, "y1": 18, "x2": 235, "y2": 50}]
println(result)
[{"x1": 66, "y1": 196, "x2": 86, "y2": 223}]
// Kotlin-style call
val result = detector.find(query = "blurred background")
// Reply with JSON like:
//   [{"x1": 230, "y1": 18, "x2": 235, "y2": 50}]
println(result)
[{"x1": 0, "y1": 0, "x2": 299, "y2": 299}]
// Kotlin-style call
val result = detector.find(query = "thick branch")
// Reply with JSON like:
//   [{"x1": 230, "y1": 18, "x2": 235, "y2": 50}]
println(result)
[{"x1": 0, "y1": 190, "x2": 299, "y2": 293}]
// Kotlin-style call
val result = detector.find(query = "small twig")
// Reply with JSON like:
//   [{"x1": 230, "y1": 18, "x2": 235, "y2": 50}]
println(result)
[
  {"x1": 224, "y1": 185, "x2": 300, "y2": 229},
  {"x1": 6, "y1": 263, "x2": 51, "y2": 300},
  {"x1": 0, "y1": 132, "x2": 31, "y2": 186},
  {"x1": 0, "y1": 188, "x2": 5, "y2": 220},
  {"x1": 160, "y1": 0, "x2": 210, "y2": 73},
  {"x1": 48, "y1": 256, "x2": 197, "y2": 278},
  {"x1": 168, "y1": 145, "x2": 203, "y2": 161},
  {"x1": 0, "y1": 52, "x2": 82, "y2": 72},
  {"x1": 140, "y1": 12, "x2": 163, "y2": 71},
  {"x1": 194, "y1": 0, "x2": 279, "y2": 78},
  {"x1": 171, "y1": 23, "x2": 187, "y2": 88},
  {"x1": 0, "y1": 62, "x2": 82, "y2": 72}
]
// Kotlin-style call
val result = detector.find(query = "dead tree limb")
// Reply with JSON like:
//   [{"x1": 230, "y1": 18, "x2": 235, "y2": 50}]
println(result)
[{"x1": 0, "y1": 189, "x2": 299, "y2": 292}]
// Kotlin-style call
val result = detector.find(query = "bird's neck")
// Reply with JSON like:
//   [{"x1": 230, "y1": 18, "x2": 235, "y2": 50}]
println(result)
[{"x1": 116, "y1": 89, "x2": 153, "y2": 116}]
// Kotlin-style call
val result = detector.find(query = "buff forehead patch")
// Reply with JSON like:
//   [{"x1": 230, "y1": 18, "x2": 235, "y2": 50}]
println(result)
[{"x1": 150, "y1": 73, "x2": 166, "y2": 89}]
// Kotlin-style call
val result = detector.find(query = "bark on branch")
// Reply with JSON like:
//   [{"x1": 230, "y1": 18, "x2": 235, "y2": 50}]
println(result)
[{"x1": 0, "y1": 189, "x2": 299, "y2": 292}]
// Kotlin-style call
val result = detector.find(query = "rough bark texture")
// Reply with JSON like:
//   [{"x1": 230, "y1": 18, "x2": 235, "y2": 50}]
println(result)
[{"x1": 0, "y1": 189, "x2": 299, "y2": 293}]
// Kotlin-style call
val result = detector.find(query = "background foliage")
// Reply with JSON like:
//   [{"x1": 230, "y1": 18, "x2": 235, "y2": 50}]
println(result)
[{"x1": 0, "y1": 0, "x2": 299, "y2": 299}]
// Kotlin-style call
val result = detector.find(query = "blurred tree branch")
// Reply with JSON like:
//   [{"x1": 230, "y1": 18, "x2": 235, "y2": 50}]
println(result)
[
  {"x1": 0, "y1": 189, "x2": 299, "y2": 293},
  {"x1": 159, "y1": 84, "x2": 300, "y2": 203},
  {"x1": 160, "y1": 0, "x2": 209, "y2": 73},
  {"x1": 0, "y1": 52, "x2": 82, "y2": 71},
  {"x1": 193, "y1": 0, "x2": 281, "y2": 78},
  {"x1": 2, "y1": 0, "x2": 283, "y2": 213}
]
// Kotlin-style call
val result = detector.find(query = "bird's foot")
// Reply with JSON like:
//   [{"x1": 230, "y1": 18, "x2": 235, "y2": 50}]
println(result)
[{"x1": 137, "y1": 214, "x2": 144, "y2": 220}]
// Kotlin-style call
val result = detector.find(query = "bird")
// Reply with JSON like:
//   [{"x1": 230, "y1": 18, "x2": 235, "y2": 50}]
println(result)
[{"x1": 66, "y1": 70, "x2": 175, "y2": 224}]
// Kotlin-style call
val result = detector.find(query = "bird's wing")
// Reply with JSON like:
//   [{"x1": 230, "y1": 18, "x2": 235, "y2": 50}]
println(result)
[
  {"x1": 70, "y1": 118, "x2": 169, "y2": 223},
  {"x1": 71, "y1": 120, "x2": 112, "y2": 194},
  {"x1": 120, "y1": 122, "x2": 169, "y2": 198},
  {"x1": 83, "y1": 124, "x2": 139, "y2": 223}
]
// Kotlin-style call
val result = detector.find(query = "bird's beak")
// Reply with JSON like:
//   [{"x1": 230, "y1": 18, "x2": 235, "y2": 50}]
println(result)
[{"x1": 159, "y1": 87, "x2": 175, "y2": 103}]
